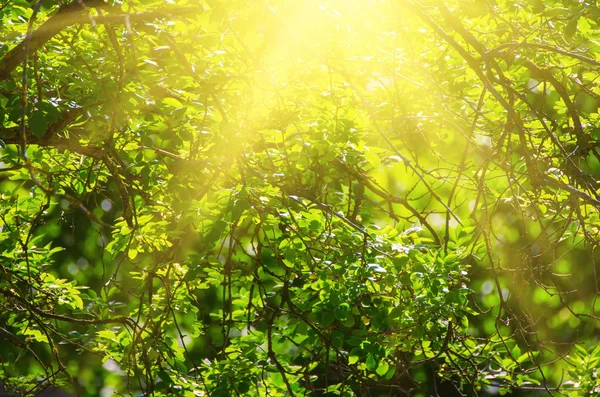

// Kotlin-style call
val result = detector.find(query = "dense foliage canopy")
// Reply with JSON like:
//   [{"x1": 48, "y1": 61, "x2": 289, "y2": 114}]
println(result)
[{"x1": 2, "y1": 0, "x2": 600, "y2": 396}]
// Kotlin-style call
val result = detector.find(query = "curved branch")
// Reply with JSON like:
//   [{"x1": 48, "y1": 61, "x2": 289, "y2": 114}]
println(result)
[
  {"x1": 334, "y1": 160, "x2": 442, "y2": 245},
  {"x1": 0, "y1": 288, "x2": 131, "y2": 326},
  {"x1": 0, "y1": 108, "x2": 104, "y2": 158},
  {"x1": 522, "y1": 61, "x2": 587, "y2": 149},
  {"x1": 485, "y1": 42, "x2": 600, "y2": 67},
  {"x1": 0, "y1": 1, "x2": 200, "y2": 82},
  {"x1": 0, "y1": 0, "x2": 106, "y2": 82}
]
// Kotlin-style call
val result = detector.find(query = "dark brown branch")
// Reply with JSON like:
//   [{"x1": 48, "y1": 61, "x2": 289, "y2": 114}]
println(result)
[
  {"x1": 333, "y1": 66, "x2": 463, "y2": 226},
  {"x1": 0, "y1": 108, "x2": 104, "y2": 158},
  {"x1": 405, "y1": 1, "x2": 540, "y2": 185},
  {"x1": 94, "y1": 7, "x2": 201, "y2": 25},
  {"x1": 0, "y1": 288, "x2": 131, "y2": 326},
  {"x1": 486, "y1": 42, "x2": 600, "y2": 67},
  {"x1": 0, "y1": 1, "x2": 200, "y2": 82},
  {"x1": 102, "y1": 152, "x2": 134, "y2": 227},
  {"x1": 543, "y1": 176, "x2": 600, "y2": 208},
  {"x1": 334, "y1": 160, "x2": 442, "y2": 245},
  {"x1": 0, "y1": 0, "x2": 106, "y2": 82},
  {"x1": 522, "y1": 61, "x2": 587, "y2": 150}
]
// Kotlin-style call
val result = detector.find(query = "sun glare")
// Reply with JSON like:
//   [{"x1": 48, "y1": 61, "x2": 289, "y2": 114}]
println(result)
[{"x1": 261, "y1": 0, "x2": 393, "y2": 74}]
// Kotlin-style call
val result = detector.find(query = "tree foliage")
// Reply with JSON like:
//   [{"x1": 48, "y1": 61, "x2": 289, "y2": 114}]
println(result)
[{"x1": 1, "y1": 0, "x2": 600, "y2": 396}]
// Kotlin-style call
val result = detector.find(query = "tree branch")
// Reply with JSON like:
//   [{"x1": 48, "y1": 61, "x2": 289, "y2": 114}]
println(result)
[
  {"x1": 0, "y1": 108, "x2": 104, "y2": 158},
  {"x1": 0, "y1": 1, "x2": 200, "y2": 82},
  {"x1": 485, "y1": 42, "x2": 600, "y2": 67},
  {"x1": 0, "y1": 0, "x2": 105, "y2": 82}
]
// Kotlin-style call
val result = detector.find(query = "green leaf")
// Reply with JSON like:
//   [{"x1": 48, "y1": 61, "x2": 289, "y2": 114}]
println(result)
[
  {"x1": 364, "y1": 150, "x2": 381, "y2": 169},
  {"x1": 162, "y1": 97, "x2": 183, "y2": 108},
  {"x1": 321, "y1": 310, "x2": 335, "y2": 326},
  {"x1": 156, "y1": 369, "x2": 173, "y2": 390},
  {"x1": 22, "y1": 327, "x2": 48, "y2": 343},
  {"x1": 28, "y1": 110, "x2": 48, "y2": 137},
  {"x1": 578, "y1": 17, "x2": 591, "y2": 34},
  {"x1": 237, "y1": 382, "x2": 250, "y2": 393},
  {"x1": 565, "y1": 18, "x2": 578, "y2": 40},
  {"x1": 97, "y1": 330, "x2": 117, "y2": 341},
  {"x1": 128, "y1": 249, "x2": 138, "y2": 260},
  {"x1": 512, "y1": 345, "x2": 521, "y2": 359},
  {"x1": 37, "y1": 102, "x2": 61, "y2": 123},
  {"x1": 366, "y1": 354, "x2": 378, "y2": 371},
  {"x1": 376, "y1": 361, "x2": 389, "y2": 376},
  {"x1": 384, "y1": 366, "x2": 396, "y2": 380}
]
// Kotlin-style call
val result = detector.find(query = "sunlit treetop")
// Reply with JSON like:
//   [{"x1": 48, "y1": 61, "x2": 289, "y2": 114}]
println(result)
[{"x1": 1, "y1": 0, "x2": 600, "y2": 396}]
